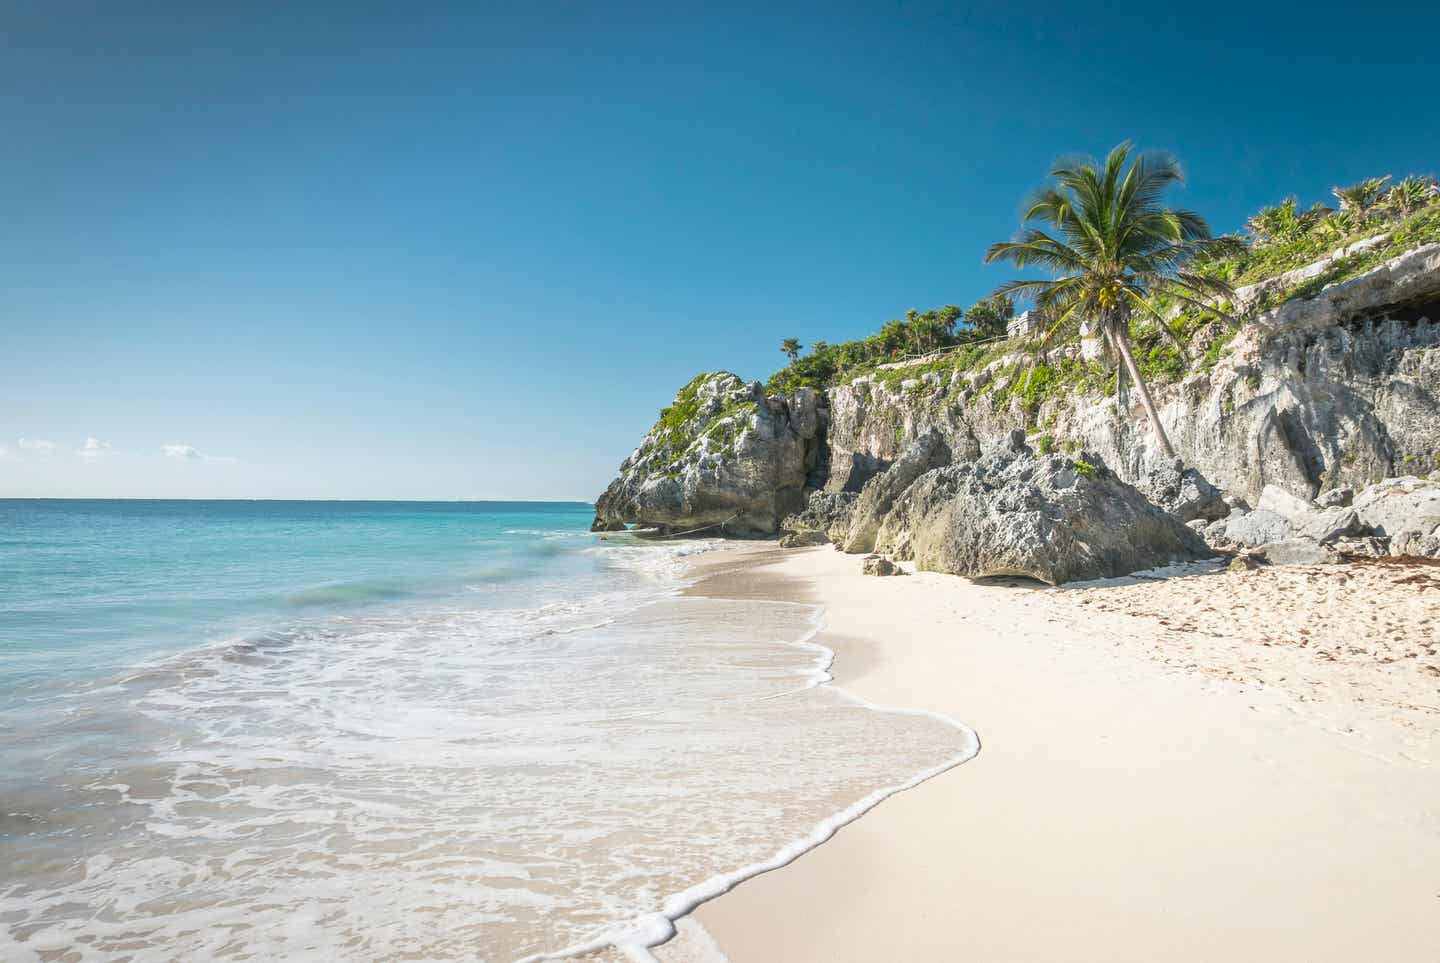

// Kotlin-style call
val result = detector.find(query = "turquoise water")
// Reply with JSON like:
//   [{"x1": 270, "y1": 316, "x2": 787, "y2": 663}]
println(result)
[
  {"x1": 0, "y1": 499, "x2": 598, "y2": 702},
  {"x1": 0, "y1": 499, "x2": 974, "y2": 961}
]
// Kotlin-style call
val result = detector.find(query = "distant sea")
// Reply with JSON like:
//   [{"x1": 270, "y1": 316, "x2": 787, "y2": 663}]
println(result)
[{"x1": 0, "y1": 499, "x2": 974, "y2": 961}]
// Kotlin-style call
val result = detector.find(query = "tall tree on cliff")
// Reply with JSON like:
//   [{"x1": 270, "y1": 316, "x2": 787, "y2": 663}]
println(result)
[
  {"x1": 780, "y1": 337, "x2": 802, "y2": 362},
  {"x1": 985, "y1": 142, "x2": 1239, "y2": 459}
]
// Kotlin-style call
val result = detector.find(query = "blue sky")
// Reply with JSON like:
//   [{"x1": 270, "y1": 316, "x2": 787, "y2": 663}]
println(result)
[{"x1": 3, "y1": 1, "x2": 1436, "y2": 499}]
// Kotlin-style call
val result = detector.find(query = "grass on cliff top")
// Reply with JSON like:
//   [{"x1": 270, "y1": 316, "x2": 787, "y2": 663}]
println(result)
[
  {"x1": 1198, "y1": 199, "x2": 1440, "y2": 290},
  {"x1": 1252, "y1": 204, "x2": 1440, "y2": 309},
  {"x1": 643, "y1": 374, "x2": 757, "y2": 479},
  {"x1": 761, "y1": 194, "x2": 1439, "y2": 403}
]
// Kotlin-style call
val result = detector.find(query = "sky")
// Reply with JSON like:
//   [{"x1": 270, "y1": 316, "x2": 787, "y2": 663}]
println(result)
[{"x1": 3, "y1": 0, "x2": 1436, "y2": 500}]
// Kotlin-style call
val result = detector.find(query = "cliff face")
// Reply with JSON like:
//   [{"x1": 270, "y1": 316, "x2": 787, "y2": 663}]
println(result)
[
  {"x1": 592, "y1": 372, "x2": 826, "y2": 536},
  {"x1": 594, "y1": 244, "x2": 1440, "y2": 532},
  {"x1": 822, "y1": 244, "x2": 1440, "y2": 503}
]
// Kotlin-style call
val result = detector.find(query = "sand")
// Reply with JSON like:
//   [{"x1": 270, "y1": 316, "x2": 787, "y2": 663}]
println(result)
[{"x1": 660, "y1": 544, "x2": 1440, "y2": 962}]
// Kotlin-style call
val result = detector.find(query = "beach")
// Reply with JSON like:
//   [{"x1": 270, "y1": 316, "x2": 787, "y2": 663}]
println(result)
[{"x1": 666, "y1": 543, "x2": 1440, "y2": 962}]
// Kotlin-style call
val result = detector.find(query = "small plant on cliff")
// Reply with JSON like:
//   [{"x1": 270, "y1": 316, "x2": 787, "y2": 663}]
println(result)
[
  {"x1": 1331, "y1": 175, "x2": 1391, "y2": 223},
  {"x1": 780, "y1": 338, "x2": 803, "y2": 362},
  {"x1": 985, "y1": 142, "x2": 1242, "y2": 460}
]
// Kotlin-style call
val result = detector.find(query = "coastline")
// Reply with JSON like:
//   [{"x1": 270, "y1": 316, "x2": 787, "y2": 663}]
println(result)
[{"x1": 666, "y1": 542, "x2": 1440, "y2": 962}]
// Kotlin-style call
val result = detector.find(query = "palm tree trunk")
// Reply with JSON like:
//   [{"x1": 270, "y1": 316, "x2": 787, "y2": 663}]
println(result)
[{"x1": 1115, "y1": 335, "x2": 1177, "y2": 460}]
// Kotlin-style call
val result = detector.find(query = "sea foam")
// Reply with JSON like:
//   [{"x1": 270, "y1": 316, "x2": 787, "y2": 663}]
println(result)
[{"x1": 1, "y1": 538, "x2": 977, "y2": 961}]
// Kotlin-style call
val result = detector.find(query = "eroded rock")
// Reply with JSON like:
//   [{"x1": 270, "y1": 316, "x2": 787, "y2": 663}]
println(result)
[
  {"x1": 592, "y1": 372, "x2": 823, "y2": 536},
  {"x1": 840, "y1": 428, "x2": 952, "y2": 554},
  {"x1": 872, "y1": 437, "x2": 1211, "y2": 584},
  {"x1": 862, "y1": 555, "x2": 904, "y2": 576}
]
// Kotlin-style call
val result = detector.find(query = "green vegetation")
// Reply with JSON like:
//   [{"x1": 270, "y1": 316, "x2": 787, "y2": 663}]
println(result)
[
  {"x1": 1196, "y1": 175, "x2": 1440, "y2": 287},
  {"x1": 1071, "y1": 457, "x2": 1098, "y2": 479},
  {"x1": 766, "y1": 302, "x2": 995, "y2": 393},
  {"x1": 756, "y1": 155, "x2": 1437, "y2": 436},
  {"x1": 984, "y1": 142, "x2": 1240, "y2": 458},
  {"x1": 645, "y1": 374, "x2": 757, "y2": 479}
]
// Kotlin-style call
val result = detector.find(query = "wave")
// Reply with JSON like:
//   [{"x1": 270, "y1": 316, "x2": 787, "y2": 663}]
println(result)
[
  {"x1": 280, "y1": 579, "x2": 417, "y2": 606},
  {"x1": 0, "y1": 537, "x2": 978, "y2": 963}
]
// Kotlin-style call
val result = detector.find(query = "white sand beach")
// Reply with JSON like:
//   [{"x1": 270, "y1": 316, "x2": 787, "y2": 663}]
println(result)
[{"x1": 665, "y1": 543, "x2": 1440, "y2": 962}]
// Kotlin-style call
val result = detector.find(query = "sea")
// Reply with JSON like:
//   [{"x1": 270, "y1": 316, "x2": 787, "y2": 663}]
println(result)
[{"x1": 0, "y1": 499, "x2": 976, "y2": 961}]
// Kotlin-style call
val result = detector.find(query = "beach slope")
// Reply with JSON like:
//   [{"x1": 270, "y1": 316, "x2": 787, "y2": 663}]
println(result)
[{"x1": 672, "y1": 545, "x2": 1440, "y2": 962}]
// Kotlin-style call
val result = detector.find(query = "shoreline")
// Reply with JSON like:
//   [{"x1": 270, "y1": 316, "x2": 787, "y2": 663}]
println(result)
[{"x1": 665, "y1": 542, "x2": 1440, "y2": 962}]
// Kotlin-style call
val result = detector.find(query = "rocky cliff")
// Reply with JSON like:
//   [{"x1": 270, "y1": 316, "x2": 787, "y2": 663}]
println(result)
[
  {"x1": 592, "y1": 372, "x2": 825, "y2": 536},
  {"x1": 593, "y1": 243, "x2": 1440, "y2": 558},
  {"x1": 821, "y1": 243, "x2": 1440, "y2": 503}
]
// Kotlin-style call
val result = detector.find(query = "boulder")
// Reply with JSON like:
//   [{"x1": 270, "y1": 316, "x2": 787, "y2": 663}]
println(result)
[
  {"x1": 1223, "y1": 509, "x2": 1294, "y2": 547},
  {"x1": 840, "y1": 428, "x2": 952, "y2": 554},
  {"x1": 1229, "y1": 554, "x2": 1264, "y2": 572},
  {"x1": 1256, "y1": 484, "x2": 1320, "y2": 527},
  {"x1": 779, "y1": 530, "x2": 830, "y2": 548},
  {"x1": 1255, "y1": 538, "x2": 1337, "y2": 566},
  {"x1": 780, "y1": 490, "x2": 858, "y2": 544},
  {"x1": 1392, "y1": 519, "x2": 1440, "y2": 559},
  {"x1": 862, "y1": 555, "x2": 904, "y2": 576},
  {"x1": 1315, "y1": 486, "x2": 1354, "y2": 509},
  {"x1": 1136, "y1": 462, "x2": 1229, "y2": 523},
  {"x1": 872, "y1": 436, "x2": 1212, "y2": 585},
  {"x1": 1353, "y1": 476, "x2": 1440, "y2": 537},
  {"x1": 590, "y1": 516, "x2": 627, "y2": 532},
  {"x1": 1301, "y1": 507, "x2": 1363, "y2": 544},
  {"x1": 592, "y1": 372, "x2": 823, "y2": 536},
  {"x1": 1332, "y1": 535, "x2": 1391, "y2": 559}
]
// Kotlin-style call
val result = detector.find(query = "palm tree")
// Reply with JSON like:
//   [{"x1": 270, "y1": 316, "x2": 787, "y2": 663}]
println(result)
[
  {"x1": 985, "y1": 142, "x2": 1240, "y2": 459},
  {"x1": 1331, "y1": 175, "x2": 1391, "y2": 222},
  {"x1": 780, "y1": 337, "x2": 802, "y2": 363},
  {"x1": 1246, "y1": 197, "x2": 1331, "y2": 246},
  {"x1": 1385, "y1": 175, "x2": 1433, "y2": 217}
]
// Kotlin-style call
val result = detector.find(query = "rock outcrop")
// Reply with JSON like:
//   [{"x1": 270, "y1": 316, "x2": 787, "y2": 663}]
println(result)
[
  {"x1": 1355, "y1": 475, "x2": 1440, "y2": 558},
  {"x1": 595, "y1": 244, "x2": 1440, "y2": 561},
  {"x1": 778, "y1": 490, "x2": 858, "y2": 545},
  {"x1": 866, "y1": 433, "x2": 1212, "y2": 584},
  {"x1": 862, "y1": 555, "x2": 905, "y2": 576},
  {"x1": 592, "y1": 373, "x2": 826, "y2": 536},
  {"x1": 819, "y1": 244, "x2": 1440, "y2": 504},
  {"x1": 838, "y1": 428, "x2": 952, "y2": 554},
  {"x1": 1212, "y1": 476, "x2": 1440, "y2": 563}
]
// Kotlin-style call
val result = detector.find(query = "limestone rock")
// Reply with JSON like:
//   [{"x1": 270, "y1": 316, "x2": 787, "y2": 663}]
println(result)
[
  {"x1": 778, "y1": 530, "x2": 830, "y2": 548},
  {"x1": 1135, "y1": 462, "x2": 1229, "y2": 523},
  {"x1": 1301, "y1": 507, "x2": 1363, "y2": 544},
  {"x1": 1315, "y1": 486, "x2": 1354, "y2": 509},
  {"x1": 1353, "y1": 476, "x2": 1440, "y2": 537},
  {"x1": 1392, "y1": 519, "x2": 1440, "y2": 559},
  {"x1": 592, "y1": 372, "x2": 824, "y2": 536},
  {"x1": 818, "y1": 245, "x2": 1440, "y2": 507},
  {"x1": 1229, "y1": 554, "x2": 1264, "y2": 572},
  {"x1": 590, "y1": 516, "x2": 627, "y2": 532},
  {"x1": 1332, "y1": 535, "x2": 1392, "y2": 559},
  {"x1": 1256, "y1": 484, "x2": 1320, "y2": 526},
  {"x1": 781, "y1": 490, "x2": 858, "y2": 544},
  {"x1": 1255, "y1": 538, "x2": 1337, "y2": 566},
  {"x1": 840, "y1": 427, "x2": 952, "y2": 554},
  {"x1": 873, "y1": 440, "x2": 1212, "y2": 585},
  {"x1": 862, "y1": 555, "x2": 904, "y2": 576},
  {"x1": 1223, "y1": 509, "x2": 1295, "y2": 548}
]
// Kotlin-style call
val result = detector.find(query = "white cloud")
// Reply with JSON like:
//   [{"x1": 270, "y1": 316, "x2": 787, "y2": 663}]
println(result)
[
  {"x1": 161, "y1": 443, "x2": 239, "y2": 465},
  {"x1": 77, "y1": 437, "x2": 113, "y2": 458},
  {"x1": 18, "y1": 437, "x2": 58, "y2": 452}
]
